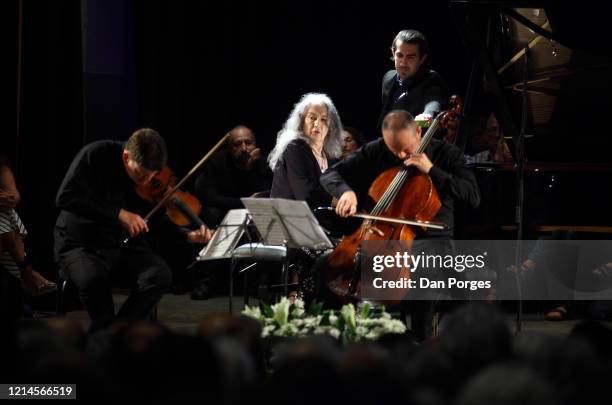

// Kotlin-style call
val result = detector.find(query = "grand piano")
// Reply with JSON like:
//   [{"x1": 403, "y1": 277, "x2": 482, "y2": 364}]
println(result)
[{"x1": 449, "y1": 1, "x2": 612, "y2": 239}]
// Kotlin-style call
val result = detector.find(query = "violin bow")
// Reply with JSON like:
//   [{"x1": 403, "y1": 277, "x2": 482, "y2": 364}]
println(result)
[{"x1": 142, "y1": 132, "x2": 230, "y2": 222}]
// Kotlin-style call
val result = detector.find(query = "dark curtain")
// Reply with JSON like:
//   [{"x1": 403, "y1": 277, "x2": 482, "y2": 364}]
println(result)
[
  {"x1": 10, "y1": 0, "x2": 468, "y2": 270},
  {"x1": 11, "y1": 0, "x2": 83, "y2": 272},
  {"x1": 131, "y1": 0, "x2": 469, "y2": 177}
]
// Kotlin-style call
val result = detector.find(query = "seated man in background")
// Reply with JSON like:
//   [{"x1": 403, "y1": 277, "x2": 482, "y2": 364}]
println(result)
[
  {"x1": 195, "y1": 125, "x2": 271, "y2": 228},
  {"x1": 469, "y1": 113, "x2": 513, "y2": 163},
  {"x1": 192, "y1": 125, "x2": 271, "y2": 299}
]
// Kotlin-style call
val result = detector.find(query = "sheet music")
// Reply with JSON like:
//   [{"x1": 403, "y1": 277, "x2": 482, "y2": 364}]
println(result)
[
  {"x1": 240, "y1": 199, "x2": 287, "y2": 245},
  {"x1": 241, "y1": 198, "x2": 332, "y2": 249},
  {"x1": 197, "y1": 209, "x2": 248, "y2": 261}
]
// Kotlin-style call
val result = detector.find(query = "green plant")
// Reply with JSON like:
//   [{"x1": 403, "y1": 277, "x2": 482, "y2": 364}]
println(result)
[{"x1": 242, "y1": 298, "x2": 406, "y2": 343}]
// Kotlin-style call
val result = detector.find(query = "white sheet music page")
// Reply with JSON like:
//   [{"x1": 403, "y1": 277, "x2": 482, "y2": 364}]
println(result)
[
  {"x1": 240, "y1": 198, "x2": 287, "y2": 245},
  {"x1": 241, "y1": 198, "x2": 332, "y2": 249},
  {"x1": 198, "y1": 208, "x2": 248, "y2": 260}
]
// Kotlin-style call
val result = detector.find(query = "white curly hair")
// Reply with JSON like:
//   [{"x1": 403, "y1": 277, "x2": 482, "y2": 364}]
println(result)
[{"x1": 268, "y1": 93, "x2": 344, "y2": 170}]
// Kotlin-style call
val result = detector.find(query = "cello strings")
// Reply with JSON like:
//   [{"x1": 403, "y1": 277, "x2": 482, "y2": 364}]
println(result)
[
  {"x1": 373, "y1": 168, "x2": 407, "y2": 214},
  {"x1": 369, "y1": 113, "x2": 443, "y2": 216},
  {"x1": 373, "y1": 170, "x2": 403, "y2": 214}
]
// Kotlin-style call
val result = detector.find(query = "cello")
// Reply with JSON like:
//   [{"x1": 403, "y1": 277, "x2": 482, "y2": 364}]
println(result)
[{"x1": 324, "y1": 110, "x2": 453, "y2": 303}]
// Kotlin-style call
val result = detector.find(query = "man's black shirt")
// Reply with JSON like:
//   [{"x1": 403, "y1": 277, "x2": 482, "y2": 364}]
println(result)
[
  {"x1": 55, "y1": 141, "x2": 142, "y2": 252},
  {"x1": 194, "y1": 148, "x2": 271, "y2": 225},
  {"x1": 379, "y1": 68, "x2": 446, "y2": 128},
  {"x1": 320, "y1": 138, "x2": 480, "y2": 238}
]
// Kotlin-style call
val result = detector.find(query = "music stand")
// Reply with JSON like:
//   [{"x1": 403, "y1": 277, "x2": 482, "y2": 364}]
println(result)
[
  {"x1": 193, "y1": 209, "x2": 253, "y2": 313},
  {"x1": 240, "y1": 198, "x2": 333, "y2": 303},
  {"x1": 241, "y1": 198, "x2": 333, "y2": 250},
  {"x1": 196, "y1": 208, "x2": 250, "y2": 261}
]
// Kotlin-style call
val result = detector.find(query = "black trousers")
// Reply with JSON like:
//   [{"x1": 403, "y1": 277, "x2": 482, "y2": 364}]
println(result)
[{"x1": 58, "y1": 245, "x2": 172, "y2": 332}]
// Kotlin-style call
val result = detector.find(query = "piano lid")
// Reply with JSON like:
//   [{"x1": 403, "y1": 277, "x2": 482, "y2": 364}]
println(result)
[{"x1": 451, "y1": 1, "x2": 612, "y2": 164}]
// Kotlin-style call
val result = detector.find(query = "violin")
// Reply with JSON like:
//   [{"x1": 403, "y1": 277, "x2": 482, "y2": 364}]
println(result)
[
  {"x1": 440, "y1": 95, "x2": 462, "y2": 143},
  {"x1": 123, "y1": 133, "x2": 230, "y2": 243},
  {"x1": 412, "y1": 95, "x2": 462, "y2": 134},
  {"x1": 136, "y1": 165, "x2": 203, "y2": 227}
]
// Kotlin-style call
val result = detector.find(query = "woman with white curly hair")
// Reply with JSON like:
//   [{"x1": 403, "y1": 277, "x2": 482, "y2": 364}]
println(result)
[
  {"x1": 268, "y1": 92, "x2": 344, "y2": 210},
  {"x1": 268, "y1": 93, "x2": 344, "y2": 302}
]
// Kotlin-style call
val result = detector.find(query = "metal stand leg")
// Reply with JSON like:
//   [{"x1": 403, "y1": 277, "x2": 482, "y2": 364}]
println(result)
[
  {"x1": 57, "y1": 279, "x2": 68, "y2": 316},
  {"x1": 282, "y1": 247, "x2": 293, "y2": 297},
  {"x1": 244, "y1": 268, "x2": 249, "y2": 307},
  {"x1": 229, "y1": 258, "x2": 235, "y2": 314},
  {"x1": 282, "y1": 259, "x2": 289, "y2": 297}
]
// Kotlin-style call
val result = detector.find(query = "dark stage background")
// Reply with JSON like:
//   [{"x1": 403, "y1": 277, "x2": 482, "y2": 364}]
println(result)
[
  {"x1": 4, "y1": 0, "x2": 612, "y2": 272},
  {"x1": 5, "y1": 0, "x2": 471, "y2": 271}
]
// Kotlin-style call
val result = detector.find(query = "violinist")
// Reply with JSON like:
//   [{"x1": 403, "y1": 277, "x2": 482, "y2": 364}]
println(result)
[
  {"x1": 54, "y1": 128, "x2": 213, "y2": 332},
  {"x1": 321, "y1": 111, "x2": 480, "y2": 340}
]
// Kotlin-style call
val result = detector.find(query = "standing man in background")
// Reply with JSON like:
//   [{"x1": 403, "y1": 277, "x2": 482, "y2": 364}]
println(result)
[{"x1": 379, "y1": 29, "x2": 447, "y2": 128}]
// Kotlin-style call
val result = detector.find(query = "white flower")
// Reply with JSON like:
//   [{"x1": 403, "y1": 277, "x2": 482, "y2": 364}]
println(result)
[
  {"x1": 365, "y1": 329, "x2": 381, "y2": 340},
  {"x1": 340, "y1": 304, "x2": 357, "y2": 331},
  {"x1": 302, "y1": 315, "x2": 322, "y2": 329},
  {"x1": 365, "y1": 319, "x2": 406, "y2": 340},
  {"x1": 294, "y1": 298, "x2": 305, "y2": 310},
  {"x1": 328, "y1": 312, "x2": 339, "y2": 326},
  {"x1": 258, "y1": 297, "x2": 405, "y2": 342},
  {"x1": 357, "y1": 318, "x2": 375, "y2": 327},
  {"x1": 387, "y1": 319, "x2": 407, "y2": 334},
  {"x1": 329, "y1": 328, "x2": 341, "y2": 339},
  {"x1": 291, "y1": 307, "x2": 305, "y2": 318},
  {"x1": 313, "y1": 326, "x2": 341, "y2": 339},
  {"x1": 241, "y1": 305, "x2": 262, "y2": 321},
  {"x1": 262, "y1": 325, "x2": 276, "y2": 338},
  {"x1": 271, "y1": 297, "x2": 291, "y2": 326},
  {"x1": 355, "y1": 326, "x2": 369, "y2": 338},
  {"x1": 273, "y1": 323, "x2": 299, "y2": 337}
]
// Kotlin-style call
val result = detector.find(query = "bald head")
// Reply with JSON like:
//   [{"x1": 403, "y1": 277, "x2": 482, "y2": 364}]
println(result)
[
  {"x1": 382, "y1": 110, "x2": 422, "y2": 160},
  {"x1": 228, "y1": 125, "x2": 256, "y2": 162}
]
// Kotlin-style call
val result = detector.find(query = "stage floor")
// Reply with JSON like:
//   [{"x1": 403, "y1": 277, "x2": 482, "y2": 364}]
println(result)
[{"x1": 41, "y1": 291, "x2": 612, "y2": 338}]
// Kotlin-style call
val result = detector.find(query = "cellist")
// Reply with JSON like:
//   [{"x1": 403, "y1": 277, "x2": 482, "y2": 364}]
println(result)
[{"x1": 320, "y1": 110, "x2": 480, "y2": 339}]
